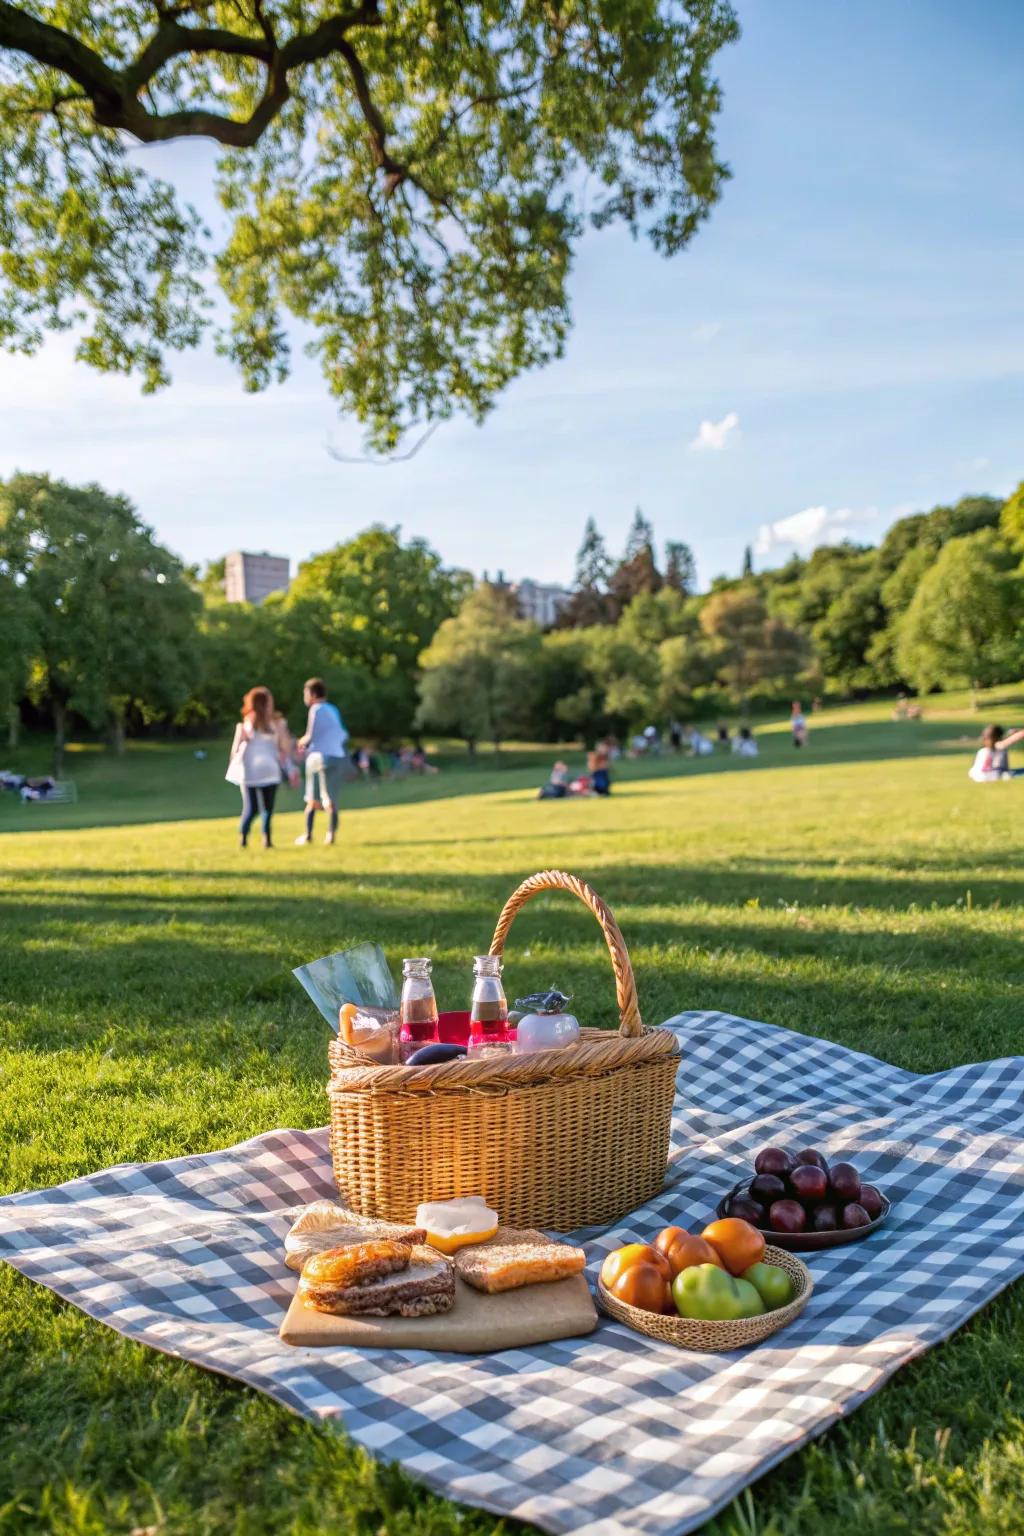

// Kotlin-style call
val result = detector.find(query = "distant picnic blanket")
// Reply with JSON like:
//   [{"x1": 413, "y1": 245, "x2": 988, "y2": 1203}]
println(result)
[{"x1": 4, "y1": 1012, "x2": 1024, "y2": 1536}]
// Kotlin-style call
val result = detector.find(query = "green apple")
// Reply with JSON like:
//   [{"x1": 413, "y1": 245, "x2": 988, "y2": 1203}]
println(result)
[
  {"x1": 732, "y1": 1277, "x2": 766, "y2": 1317},
  {"x1": 673, "y1": 1263, "x2": 749, "y2": 1321},
  {"x1": 741, "y1": 1261, "x2": 794, "y2": 1311}
]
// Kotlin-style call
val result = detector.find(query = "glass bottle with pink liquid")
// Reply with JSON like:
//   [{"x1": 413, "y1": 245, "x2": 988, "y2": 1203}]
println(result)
[
  {"x1": 398, "y1": 957, "x2": 440, "y2": 1063},
  {"x1": 467, "y1": 954, "x2": 514, "y2": 1058}
]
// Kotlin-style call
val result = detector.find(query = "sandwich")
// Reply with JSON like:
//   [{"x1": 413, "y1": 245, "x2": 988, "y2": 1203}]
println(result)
[
  {"x1": 298, "y1": 1240, "x2": 455, "y2": 1317},
  {"x1": 285, "y1": 1200, "x2": 425, "y2": 1271}
]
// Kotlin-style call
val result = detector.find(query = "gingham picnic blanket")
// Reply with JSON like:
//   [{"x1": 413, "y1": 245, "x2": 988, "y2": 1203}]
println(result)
[{"x1": 4, "y1": 1010, "x2": 1024, "y2": 1536}]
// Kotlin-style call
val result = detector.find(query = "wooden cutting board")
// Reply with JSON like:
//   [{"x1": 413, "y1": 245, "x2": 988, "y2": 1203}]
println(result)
[{"x1": 279, "y1": 1272, "x2": 597, "y2": 1352}]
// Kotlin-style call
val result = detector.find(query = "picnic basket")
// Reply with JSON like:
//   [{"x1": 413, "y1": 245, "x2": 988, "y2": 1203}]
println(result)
[{"x1": 327, "y1": 870, "x2": 680, "y2": 1232}]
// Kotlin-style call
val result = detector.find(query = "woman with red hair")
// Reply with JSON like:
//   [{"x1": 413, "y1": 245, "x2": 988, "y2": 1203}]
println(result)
[{"x1": 225, "y1": 687, "x2": 291, "y2": 848}]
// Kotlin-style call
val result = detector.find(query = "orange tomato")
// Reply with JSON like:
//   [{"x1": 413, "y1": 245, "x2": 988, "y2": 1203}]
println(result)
[
  {"x1": 607, "y1": 1261, "x2": 670, "y2": 1314},
  {"x1": 653, "y1": 1226, "x2": 726, "y2": 1277},
  {"x1": 700, "y1": 1217, "x2": 766, "y2": 1277},
  {"x1": 599, "y1": 1242, "x2": 672, "y2": 1292}
]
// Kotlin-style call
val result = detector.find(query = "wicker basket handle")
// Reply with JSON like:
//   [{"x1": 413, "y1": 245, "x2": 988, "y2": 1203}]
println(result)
[{"x1": 489, "y1": 869, "x2": 642, "y2": 1037}]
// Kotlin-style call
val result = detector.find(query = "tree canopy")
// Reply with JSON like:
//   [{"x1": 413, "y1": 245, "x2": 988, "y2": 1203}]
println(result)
[
  {"x1": 894, "y1": 529, "x2": 1023, "y2": 700},
  {"x1": 0, "y1": 472, "x2": 199, "y2": 767},
  {"x1": 1001, "y1": 481, "x2": 1024, "y2": 556},
  {"x1": 0, "y1": 0, "x2": 739, "y2": 446},
  {"x1": 416, "y1": 582, "x2": 540, "y2": 749},
  {"x1": 7, "y1": 478, "x2": 1024, "y2": 763}
]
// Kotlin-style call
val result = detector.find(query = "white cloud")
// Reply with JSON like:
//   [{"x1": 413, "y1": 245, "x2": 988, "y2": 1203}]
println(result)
[
  {"x1": 691, "y1": 321, "x2": 722, "y2": 343},
  {"x1": 755, "y1": 505, "x2": 878, "y2": 557},
  {"x1": 689, "y1": 411, "x2": 739, "y2": 452}
]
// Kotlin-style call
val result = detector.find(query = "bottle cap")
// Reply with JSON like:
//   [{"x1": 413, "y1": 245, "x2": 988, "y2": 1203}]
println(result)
[{"x1": 513, "y1": 989, "x2": 571, "y2": 1014}]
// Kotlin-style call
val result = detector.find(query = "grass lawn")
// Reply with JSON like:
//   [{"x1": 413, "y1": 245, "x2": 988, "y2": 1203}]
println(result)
[{"x1": 2, "y1": 690, "x2": 1024, "y2": 1536}]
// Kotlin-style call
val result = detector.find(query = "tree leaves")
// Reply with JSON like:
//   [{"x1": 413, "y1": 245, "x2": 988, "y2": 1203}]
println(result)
[{"x1": 0, "y1": 1, "x2": 739, "y2": 444}]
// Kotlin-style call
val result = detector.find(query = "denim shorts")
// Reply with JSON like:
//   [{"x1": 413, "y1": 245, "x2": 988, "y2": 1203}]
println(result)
[{"x1": 305, "y1": 753, "x2": 347, "y2": 805}]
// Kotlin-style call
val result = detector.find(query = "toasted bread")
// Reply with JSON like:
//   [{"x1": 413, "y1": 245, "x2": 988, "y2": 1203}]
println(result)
[{"x1": 453, "y1": 1227, "x2": 587, "y2": 1294}]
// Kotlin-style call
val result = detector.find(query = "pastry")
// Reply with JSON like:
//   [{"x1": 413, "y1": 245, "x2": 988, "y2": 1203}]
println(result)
[
  {"x1": 284, "y1": 1200, "x2": 425, "y2": 1271},
  {"x1": 416, "y1": 1195, "x2": 499, "y2": 1254},
  {"x1": 453, "y1": 1227, "x2": 587, "y2": 1293},
  {"x1": 299, "y1": 1242, "x2": 455, "y2": 1317}
]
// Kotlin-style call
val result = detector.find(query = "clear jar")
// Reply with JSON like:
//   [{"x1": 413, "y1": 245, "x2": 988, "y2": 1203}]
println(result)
[
  {"x1": 468, "y1": 954, "x2": 513, "y2": 1058},
  {"x1": 398, "y1": 958, "x2": 439, "y2": 1063}
]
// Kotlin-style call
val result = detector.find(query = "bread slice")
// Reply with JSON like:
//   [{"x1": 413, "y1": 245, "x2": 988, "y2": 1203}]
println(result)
[
  {"x1": 453, "y1": 1227, "x2": 587, "y2": 1294},
  {"x1": 285, "y1": 1200, "x2": 426, "y2": 1271},
  {"x1": 299, "y1": 1243, "x2": 454, "y2": 1317}
]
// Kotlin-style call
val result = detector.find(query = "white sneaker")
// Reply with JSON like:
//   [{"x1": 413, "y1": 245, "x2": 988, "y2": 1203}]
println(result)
[
  {"x1": 324, "y1": 831, "x2": 335, "y2": 846},
  {"x1": 294, "y1": 834, "x2": 311, "y2": 845}
]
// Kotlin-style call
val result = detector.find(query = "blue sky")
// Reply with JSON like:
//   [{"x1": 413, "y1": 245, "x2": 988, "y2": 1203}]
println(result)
[{"x1": 1, "y1": 0, "x2": 1021, "y2": 587}]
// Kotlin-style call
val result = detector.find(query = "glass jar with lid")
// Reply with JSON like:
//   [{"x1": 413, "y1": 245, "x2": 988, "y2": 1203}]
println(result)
[
  {"x1": 398, "y1": 957, "x2": 439, "y2": 1063},
  {"x1": 467, "y1": 954, "x2": 513, "y2": 1058}
]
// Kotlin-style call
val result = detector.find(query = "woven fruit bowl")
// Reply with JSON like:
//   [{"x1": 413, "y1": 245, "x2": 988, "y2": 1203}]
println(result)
[{"x1": 596, "y1": 1247, "x2": 813, "y2": 1351}]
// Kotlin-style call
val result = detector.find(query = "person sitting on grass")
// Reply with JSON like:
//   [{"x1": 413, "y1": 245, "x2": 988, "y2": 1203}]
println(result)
[
  {"x1": 295, "y1": 677, "x2": 349, "y2": 846},
  {"x1": 684, "y1": 725, "x2": 715, "y2": 757},
  {"x1": 538, "y1": 760, "x2": 570, "y2": 799},
  {"x1": 732, "y1": 725, "x2": 758, "y2": 758},
  {"x1": 968, "y1": 724, "x2": 1024, "y2": 782},
  {"x1": 588, "y1": 740, "x2": 612, "y2": 795}
]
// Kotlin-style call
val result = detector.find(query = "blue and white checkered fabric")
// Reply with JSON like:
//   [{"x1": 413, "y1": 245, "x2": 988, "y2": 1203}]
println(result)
[{"x1": 4, "y1": 1011, "x2": 1024, "y2": 1536}]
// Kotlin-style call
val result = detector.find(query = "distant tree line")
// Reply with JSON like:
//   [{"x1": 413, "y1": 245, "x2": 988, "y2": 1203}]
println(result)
[
  {"x1": 2, "y1": 474, "x2": 1023, "y2": 768},
  {"x1": 416, "y1": 493, "x2": 1024, "y2": 748},
  {"x1": 0, "y1": 473, "x2": 467, "y2": 771}
]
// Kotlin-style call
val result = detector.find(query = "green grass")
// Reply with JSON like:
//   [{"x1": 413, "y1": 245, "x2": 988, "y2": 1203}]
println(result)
[{"x1": 2, "y1": 689, "x2": 1024, "y2": 1536}]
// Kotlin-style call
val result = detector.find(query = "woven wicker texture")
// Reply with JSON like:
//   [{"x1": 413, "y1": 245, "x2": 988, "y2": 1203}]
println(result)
[
  {"x1": 596, "y1": 1247, "x2": 813, "y2": 1351},
  {"x1": 327, "y1": 870, "x2": 679, "y2": 1231}
]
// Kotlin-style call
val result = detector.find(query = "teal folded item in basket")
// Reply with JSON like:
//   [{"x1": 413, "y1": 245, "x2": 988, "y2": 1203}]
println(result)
[{"x1": 292, "y1": 941, "x2": 397, "y2": 1031}]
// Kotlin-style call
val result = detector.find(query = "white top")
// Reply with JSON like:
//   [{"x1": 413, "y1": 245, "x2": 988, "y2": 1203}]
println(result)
[
  {"x1": 968, "y1": 747, "x2": 1007, "y2": 783},
  {"x1": 306, "y1": 700, "x2": 348, "y2": 759},
  {"x1": 238, "y1": 725, "x2": 282, "y2": 786}
]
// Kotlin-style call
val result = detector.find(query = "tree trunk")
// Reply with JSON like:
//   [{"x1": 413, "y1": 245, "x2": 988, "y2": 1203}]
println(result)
[
  {"x1": 110, "y1": 713, "x2": 126, "y2": 754},
  {"x1": 53, "y1": 700, "x2": 67, "y2": 779},
  {"x1": 971, "y1": 679, "x2": 979, "y2": 711},
  {"x1": 466, "y1": 736, "x2": 476, "y2": 755},
  {"x1": 6, "y1": 703, "x2": 19, "y2": 750}
]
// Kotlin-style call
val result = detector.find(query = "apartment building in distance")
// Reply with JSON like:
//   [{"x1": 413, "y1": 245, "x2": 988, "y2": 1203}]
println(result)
[
  {"x1": 485, "y1": 570, "x2": 572, "y2": 629},
  {"x1": 513, "y1": 577, "x2": 572, "y2": 628},
  {"x1": 224, "y1": 550, "x2": 291, "y2": 605}
]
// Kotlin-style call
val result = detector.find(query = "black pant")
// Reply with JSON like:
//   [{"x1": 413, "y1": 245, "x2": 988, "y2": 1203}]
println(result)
[{"x1": 240, "y1": 784, "x2": 277, "y2": 843}]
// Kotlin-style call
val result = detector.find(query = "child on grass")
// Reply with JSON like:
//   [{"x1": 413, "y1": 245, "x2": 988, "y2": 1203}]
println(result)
[{"x1": 968, "y1": 724, "x2": 1024, "y2": 782}]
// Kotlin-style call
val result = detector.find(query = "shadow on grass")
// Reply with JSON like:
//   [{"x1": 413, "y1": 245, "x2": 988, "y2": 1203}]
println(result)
[
  {"x1": 3, "y1": 866, "x2": 1021, "y2": 1075},
  {"x1": 6, "y1": 857, "x2": 1022, "y2": 908}
]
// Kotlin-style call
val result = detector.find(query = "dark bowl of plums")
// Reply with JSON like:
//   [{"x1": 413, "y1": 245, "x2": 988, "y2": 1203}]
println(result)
[{"x1": 715, "y1": 1146, "x2": 891, "y2": 1251}]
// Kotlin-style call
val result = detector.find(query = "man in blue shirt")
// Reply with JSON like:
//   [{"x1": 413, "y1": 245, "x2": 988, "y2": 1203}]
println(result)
[{"x1": 295, "y1": 677, "x2": 349, "y2": 846}]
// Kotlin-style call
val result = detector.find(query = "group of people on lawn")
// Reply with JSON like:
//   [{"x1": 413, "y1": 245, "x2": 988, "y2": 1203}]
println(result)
[
  {"x1": 227, "y1": 681, "x2": 442, "y2": 848},
  {"x1": 537, "y1": 708, "x2": 789, "y2": 801},
  {"x1": 226, "y1": 678, "x2": 348, "y2": 849},
  {"x1": 229, "y1": 680, "x2": 1023, "y2": 845}
]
